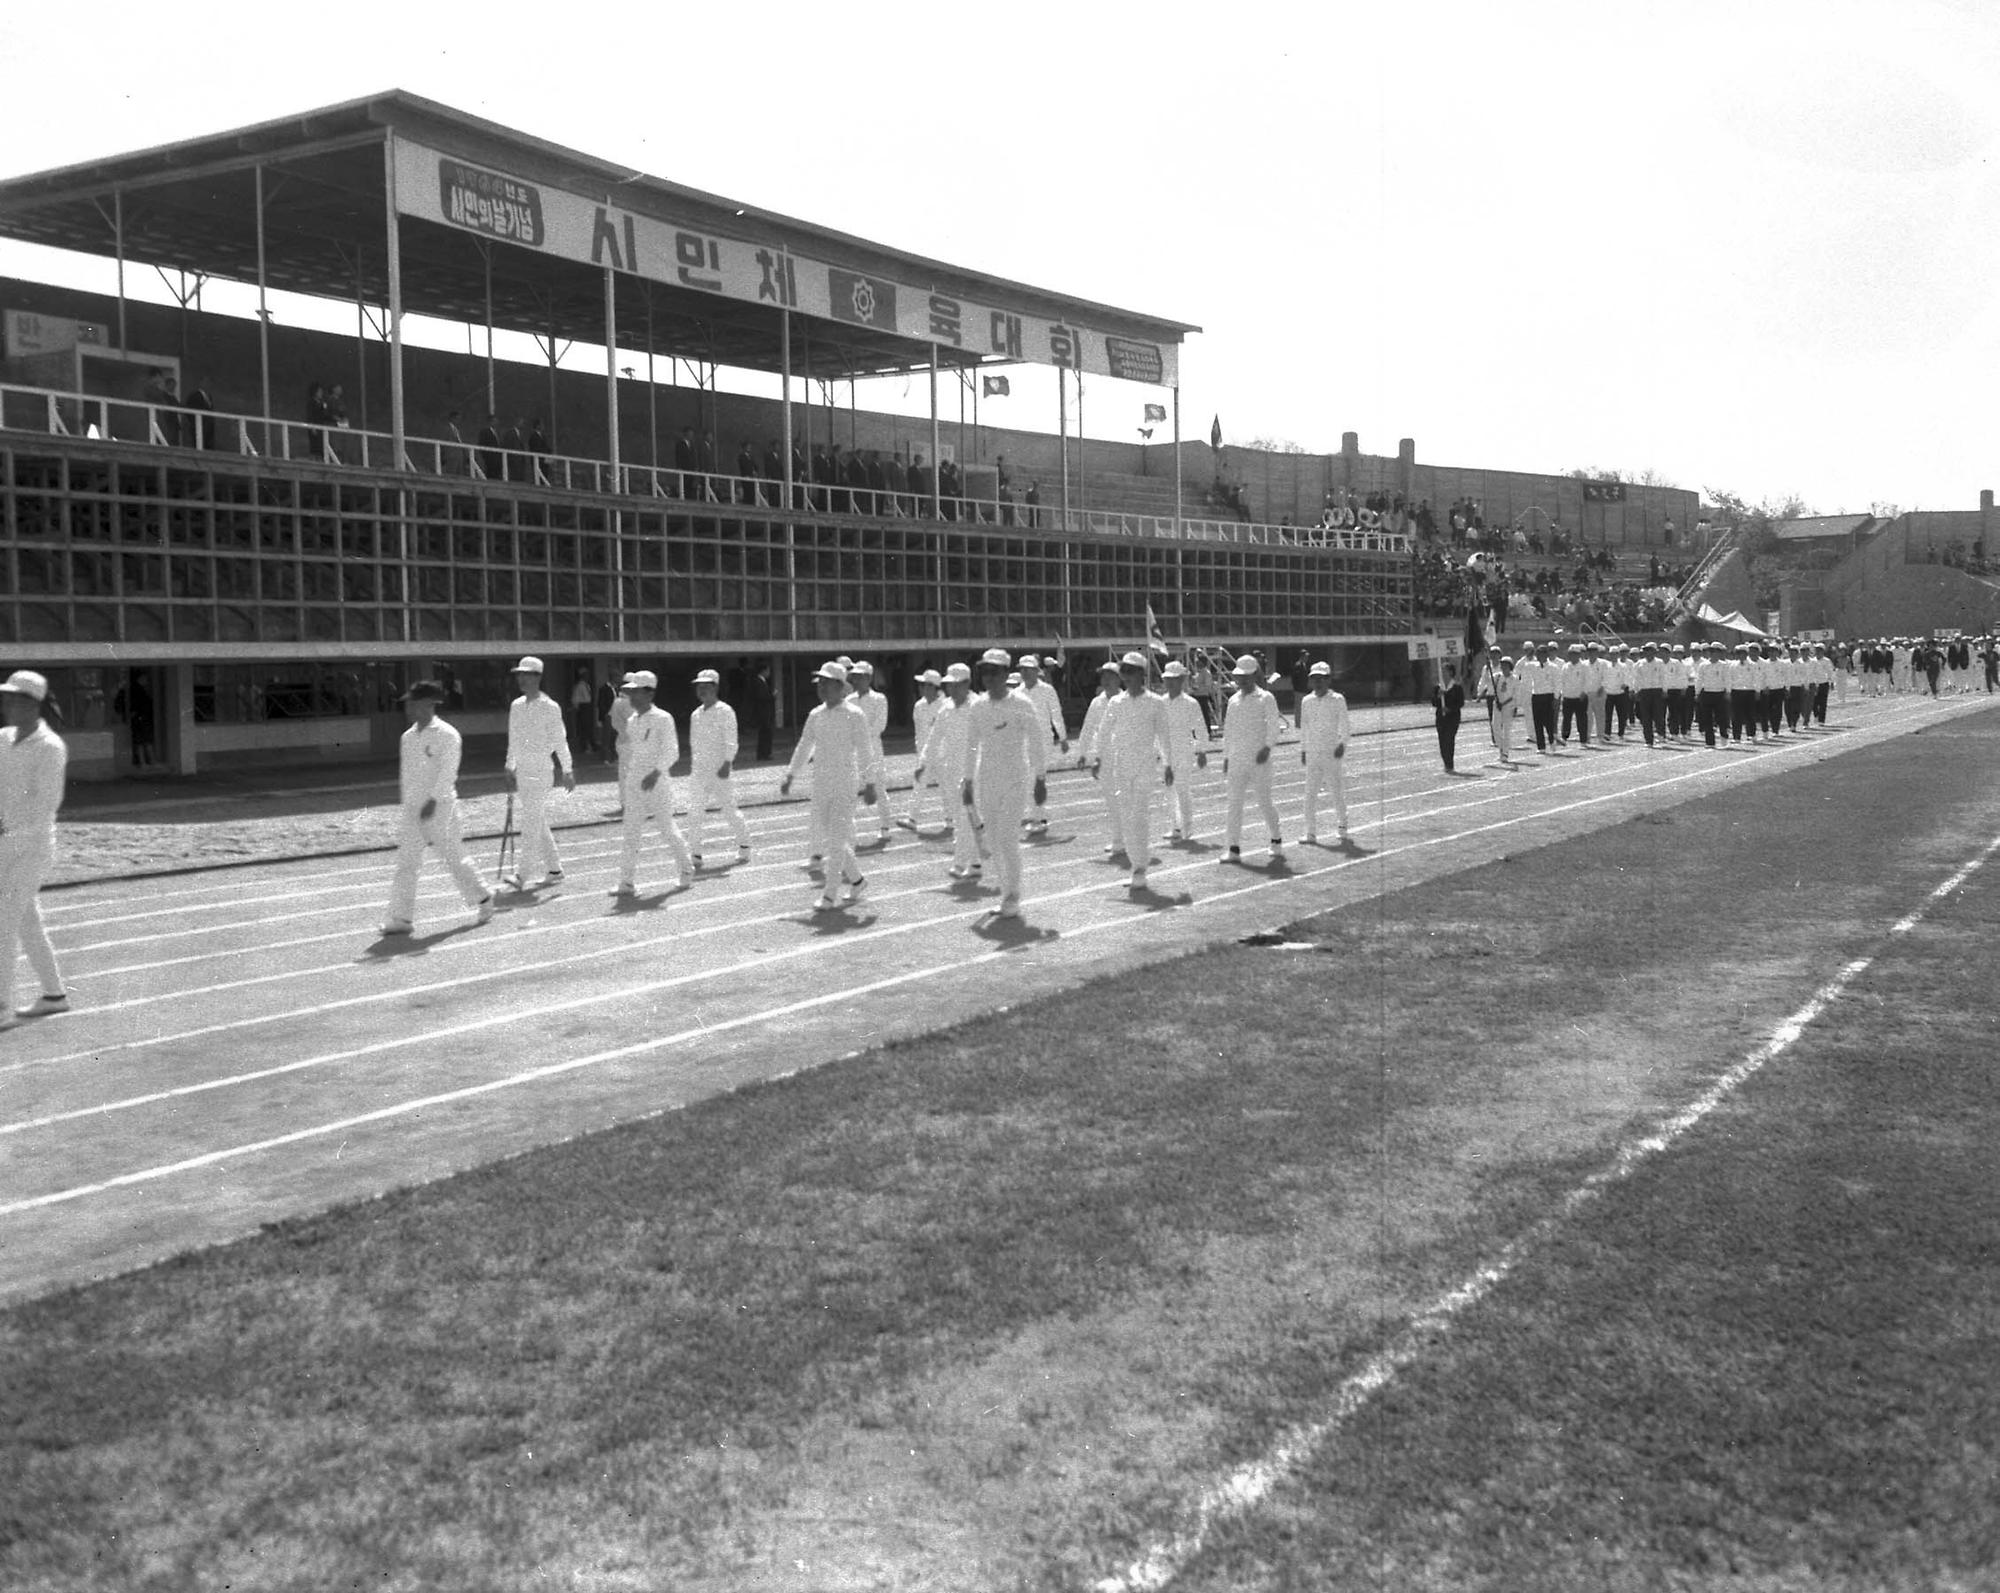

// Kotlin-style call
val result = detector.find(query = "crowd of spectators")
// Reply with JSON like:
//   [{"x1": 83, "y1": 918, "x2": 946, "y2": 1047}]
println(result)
[{"x1": 1412, "y1": 532, "x2": 1700, "y2": 633}]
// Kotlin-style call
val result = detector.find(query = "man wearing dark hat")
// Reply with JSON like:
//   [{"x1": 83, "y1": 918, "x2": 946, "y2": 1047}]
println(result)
[{"x1": 380, "y1": 681, "x2": 495, "y2": 937}]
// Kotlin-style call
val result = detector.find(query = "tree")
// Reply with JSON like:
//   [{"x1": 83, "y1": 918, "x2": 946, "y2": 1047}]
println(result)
[
  {"x1": 1242, "y1": 434, "x2": 1311, "y2": 455},
  {"x1": 1567, "y1": 465, "x2": 1682, "y2": 488}
]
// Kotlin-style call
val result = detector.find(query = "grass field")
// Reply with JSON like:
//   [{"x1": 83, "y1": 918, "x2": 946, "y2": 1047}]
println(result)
[{"x1": 4, "y1": 710, "x2": 1997, "y2": 1591}]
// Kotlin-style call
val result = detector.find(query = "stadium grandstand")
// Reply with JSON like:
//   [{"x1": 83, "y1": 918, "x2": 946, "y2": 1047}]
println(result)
[{"x1": 0, "y1": 91, "x2": 1695, "y2": 778}]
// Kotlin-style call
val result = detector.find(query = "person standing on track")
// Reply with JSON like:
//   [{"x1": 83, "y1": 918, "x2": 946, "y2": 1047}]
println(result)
[
  {"x1": 1489, "y1": 653, "x2": 1520, "y2": 765},
  {"x1": 606, "y1": 672, "x2": 637, "y2": 814},
  {"x1": 1297, "y1": 660, "x2": 1349, "y2": 844},
  {"x1": 0, "y1": 670, "x2": 73, "y2": 1025},
  {"x1": 1559, "y1": 642, "x2": 1591, "y2": 747},
  {"x1": 782, "y1": 661, "x2": 881, "y2": 911},
  {"x1": 1015, "y1": 654, "x2": 1069, "y2": 831},
  {"x1": 687, "y1": 668, "x2": 751, "y2": 869},
  {"x1": 1220, "y1": 653, "x2": 1286, "y2": 864},
  {"x1": 910, "y1": 669, "x2": 948, "y2": 829},
  {"x1": 1160, "y1": 659, "x2": 1209, "y2": 842},
  {"x1": 1097, "y1": 651, "x2": 1174, "y2": 891},
  {"x1": 378, "y1": 679, "x2": 495, "y2": 939},
  {"x1": 962, "y1": 648, "x2": 1049, "y2": 917},
  {"x1": 502, "y1": 655, "x2": 575, "y2": 890},
  {"x1": 1078, "y1": 659, "x2": 1125, "y2": 858},
  {"x1": 915, "y1": 662, "x2": 980, "y2": 877},
  {"x1": 1432, "y1": 663, "x2": 1466, "y2": 772},
  {"x1": 616, "y1": 671, "x2": 695, "y2": 898}
]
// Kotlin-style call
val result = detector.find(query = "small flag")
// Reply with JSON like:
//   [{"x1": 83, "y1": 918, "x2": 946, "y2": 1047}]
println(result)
[
  {"x1": 1143, "y1": 402, "x2": 1167, "y2": 424},
  {"x1": 982, "y1": 374, "x2": 1011, "y2": 398},
  {"x1": 1210, "y1": 415, "x2": 1223, "y2": 451},
  {"x1": 1145, "y1": 603, "x2": 1169, "y2": 656}
]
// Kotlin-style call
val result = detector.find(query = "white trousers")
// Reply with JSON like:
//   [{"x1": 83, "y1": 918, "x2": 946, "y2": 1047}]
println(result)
[
  {"x1": 1164, "y1": 755, "x2": 1197, "y2": 834},
  {"x1": 1303, "y1": 753, "x2": 1347, "y2": 835},
  {"x1": 514, "y1": 773, "x2": 562, "y2": 879},
  {"x1": 388, "y1": 805, "x2": 488, "y2": 926},
  {"x1": 621, "y1": 779, "x2": 691, "y2": 885},
  {"x1": 1108, "y1": 772, "x2": 1156, "y2": 872},
  {"x1": 1225, "y1": 759, "x2": 1282, "y2": 849},
  {"x1": 688, "y1": 772, "x2": 750, "y2": 854},
  {"x1": 975, "y1": 781, "x2": 1028, "y2": 898},
  {"x1": 811, "y1": 792, "x2": 863, "y2": 889},
  {"x1": 0, "y1": 839, "x2": 63, "y2": 1007}
]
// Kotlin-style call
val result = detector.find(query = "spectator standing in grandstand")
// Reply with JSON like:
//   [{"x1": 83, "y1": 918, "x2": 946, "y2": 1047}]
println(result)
[
  {"x1": 0, "y1": 671, "x2": 72, "y2": 1026},
  {"x1": 443, "y1": 408, "x2": 467, "y2": 474},
  {"x1": 761, "y1": 438, "x2": 784, "y2": 506},
  {"x1": 528, "y1": 417, "x2": 551, "y2": 477},
  {"x1": 1432, "y1": 664, "x2": 1466, "y2": 773},
  {"x1": 963, "y1": 649, "x2": 1050, "y2": 917},
  {"x1": 674, "y1": 427, "x2": 697, "y2": 498},
  {"x1": 1219, "y1": 654, "x2": 1285, "y2": 864},
  {"x1": 477, "y1": 413, "x2": 503, "y2": 480},
  {"x1": 1015, "y1": 654, "x2": 1069, "y2": 829},
  {"x1": 737, "y1": 441, "x2": 758, "y2": 503},
  {"x1": 304, "y1": 383, "x2": 331, "y2": 460},
  {"x1": 1159, "y1": 660, "x2": 1209, "y2": 842},
  {"x1": 1023, "y1": 478, "x2": 1040, "y2": 528},
  {"x1": 616, "y1": 671, "x2": 694, "y2": 897},
  {"x1": 1297, "y1": 661, "x2": 1348, "y2": 843},
  {"x1": 377, "y1": 680, "x2": 494, "y2": 939},
  {"x1": 781, "y1": 661, "x2": 881, "y2": 911},
  {"x1": 502, "y1": 656, "x2": 575, "y2": 890},
  {"x1": 502, "y1": 417, "x2": 528, "y2": 482},
  {"x1": 686, "y1": 668, "x2": 751, "y2": 867}
]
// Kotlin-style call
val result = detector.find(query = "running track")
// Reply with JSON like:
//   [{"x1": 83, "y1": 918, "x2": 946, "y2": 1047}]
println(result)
[{"x1": 2, "y1": 692, "x2": 1990, "y2": 1304}]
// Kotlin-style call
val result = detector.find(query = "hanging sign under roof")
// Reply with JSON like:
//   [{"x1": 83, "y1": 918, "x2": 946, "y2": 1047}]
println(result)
[{"x1": 396, "y1": 138, "x2": 1178, "y2": 386}]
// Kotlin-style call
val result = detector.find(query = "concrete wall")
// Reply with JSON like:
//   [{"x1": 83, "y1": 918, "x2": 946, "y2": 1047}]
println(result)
[{"x1": 1823, "y1": 563, "x2": 2000, "y2": 640}]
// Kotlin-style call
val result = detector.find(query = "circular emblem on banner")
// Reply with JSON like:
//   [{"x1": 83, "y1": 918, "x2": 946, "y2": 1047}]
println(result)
[{"x1": 850, "y1": 278, "x2": 876, "y2": 322}]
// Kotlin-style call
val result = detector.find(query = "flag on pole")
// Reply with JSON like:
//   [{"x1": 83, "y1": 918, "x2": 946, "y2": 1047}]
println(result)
[
  {"x1": 1145, "y1": 603, "x2": 1169, "y2": 656},
  {"x1": 1209, "y1": 415, "x2": 1223, "y2": 451},
  {"x1": 982, "y1": 374, "x2": 1011, "y2": 398},
  {"x1": 1143, "y1": 402, "x2": 1167, "y2": 423}
]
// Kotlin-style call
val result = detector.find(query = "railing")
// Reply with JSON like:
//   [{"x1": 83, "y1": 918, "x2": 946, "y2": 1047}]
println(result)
[
  {"x1": 1671, "y1": 523, "x2": 1739, "y2": 615},
  {"x1": 0, "y1": 378, "x2": 1408, "y2": 556}
]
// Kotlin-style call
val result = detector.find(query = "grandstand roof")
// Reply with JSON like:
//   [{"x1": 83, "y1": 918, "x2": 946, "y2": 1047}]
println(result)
[{"x1": 0, "y1": 91, "x2": 1197, "y2": 384}]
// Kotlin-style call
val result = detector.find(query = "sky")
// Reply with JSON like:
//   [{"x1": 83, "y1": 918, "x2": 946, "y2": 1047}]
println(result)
[{"x1": 2, "y1": 0, "x2": 1995, "y2": 516}]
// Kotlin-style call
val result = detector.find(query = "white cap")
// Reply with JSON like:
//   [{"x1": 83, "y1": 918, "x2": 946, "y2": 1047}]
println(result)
[
  {"x1": 815, "y1": 661, "x2": 849, "y2": 684},
  {"x1": 917, "y1": 668, "x2": 942, "y2": 685},
  {"x1": 1119, "y1": 651, "x2": 1148, "y2": 670},
  {"x1": 510, "y1": 655, "x2": 545, "y2": 675},
  {"x1": 1006, "y1": 672, "x2": 1023, "y2": 687},
  {"x1": 1161, "y1": 660, "x2": 1188, "y2": 678},
  {"x1": 979, "y1": 647, "x2": 1012, "y2": 668},
  {"x1": 944, "y1": 662, "x2": 972, "y2": 683},
  {"x1": 692, "y1": 668, "x2": 721, "y2": 685},
  {"x1": 849, "y1": 659, "x2": 873, "y2": 677},
  {"x1": 1308, "y1": 661, "x2": 1331, "y2": 676},
  {"x1": 1017, "y1": 653, "x2": 1041, "y2": 669},
  {"x1": 1098, "y1": 660, "x2": 1121, "y2": 675},
  {"x1": 0, "y1": 670, "x2": 48, "y2": 702},
  {"x1": 1232, "y1": 654, "x2": 1260, "y2": 675},
  {"x1": 624, "y1": 670, "x2": 658, "y2": 691}
]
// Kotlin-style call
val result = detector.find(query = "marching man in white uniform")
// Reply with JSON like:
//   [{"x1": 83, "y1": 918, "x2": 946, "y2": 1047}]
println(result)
[
  {"x1": 503, "y1": 655, "x2": 575, "y2": 890},
  {"x1": 847, "y1": 660, "x2": 896, "y2": 841},
  {"x1": 380, "y1": 679, "x2": 495, "y2": 938},
  {"x1": 909, "y1": 669, "x2": 948, "y2": 829},
  {"x1": 1015, "y1": 654, "x2": 1070, "y2": 830},
  {"x1": 1220, "y1": 654, "x2": 1286, "y2": 863},
  {"x1": 1095, "y1": 651, "x2": 1175, "y2": 891},
  {"x1": 782, "y1": 661, "x2": 883, "y2": 911},
  {"x1": 915, "y1": 663, "x2": 980, "y2": 876},
  {"x1": 0, "y1": 670, "x2": 73, "y2": 1025},
  {"x1": 962, "y1": 648, "x2": 1049, "y2": 917},
  {"x1": 686, "y1": 668, "x2": 751, "y2": 867},
  {"x1": 1488, "y1": 654, "x2": 1521, "y2": 765},
  {"x1": 1160, "y1": 660, "x2": 1209, "y2": 842},
  {"x1": 606, "y1": 673, "x2": 637, "y2": 814},
  {"x1": 616, "y1": 671, "x2": 695, "y2": 897},
  {"x1": 1078, "y1": 659, "x2": 1125, "y2": 855},
  {"x1": 1297, "y1": 660, "x2": 1350, "y2": 843}
]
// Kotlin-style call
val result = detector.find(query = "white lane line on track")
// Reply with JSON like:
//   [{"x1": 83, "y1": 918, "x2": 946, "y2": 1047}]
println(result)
[
  {"x1": 0, "y1": 721, "x2": 1865, "y2": 1075},
  {"x1": 0, "y1": 714, "x2": 1957, "y2": 1197},
  {"x1": 1089, "y1": 829, "x2": 2000, "y2": 1593}
]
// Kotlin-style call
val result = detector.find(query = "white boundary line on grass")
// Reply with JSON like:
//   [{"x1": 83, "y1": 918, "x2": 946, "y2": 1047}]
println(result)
[{"x1": 1092, "y1": 827, "x2": 2000, "y2": 1593}]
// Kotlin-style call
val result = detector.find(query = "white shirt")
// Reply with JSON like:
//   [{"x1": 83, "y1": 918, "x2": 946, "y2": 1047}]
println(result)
[
  {"x1": 1077, "y1": 689, "x2": 1119, "y2": 762},
  {"x1": 506, "y1": 692, "x2": 573, "y2": 776},
  {"x1": 787, "y1": 699, "x2": 883, "y2": 797},
  {"x1": 1221, "y1": 686, "x2": 1285, "y2": 764},
  {"x1": 0, "y1": 720, "x2": 67, "y2": 841},
  {"x1": 398, "y1": 716, "x2": 463, "y2": 811},
  {"x1": 1162, "y1": 691, "x2": 1208, "y2": 764},
  {"x1": 689, "y1": 699, "x2": 739, "y2": 772},
  {"x1": 1100, "y1": 690, "x2": 1172, "y2": 784},
  {"x1": 850, "y1": 686, "x2": 888, "y2": 742},
  {"x1": 1298, "y1": 688, "x2": 1350, "y2": 756},
  {"x1": 624, "y1": 704, "x2": 680, "y2": 780},
  {"x1": 912, "y1": 692, "x2": 941, "y2": 755},
  {"x1": 963, "y1": 691, "x2": 1050, "y2": 794},
  {"x1": 1023, "y1": 678, "x2": 1068, "y2": 747},
  {"x1": 918, "y1": 694, "x2": 974, "y2": 775}
]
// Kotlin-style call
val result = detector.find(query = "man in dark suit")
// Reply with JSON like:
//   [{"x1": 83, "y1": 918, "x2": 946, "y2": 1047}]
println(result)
[
  {"x1": 673, "y1": 426, "x2": 696, "y2": 498},
  {"x1": 749, "y1": 661, "x2": 776, "y2": 760},
  {"x1": 762, "y1": 439, "x2": 783, "y2": 506},
  {"x1": 477, "y1": 414, "x2": 502, "y2": 481},
  {"x1": 737, "y1": 441, "x2": 758, "y2": 504}
]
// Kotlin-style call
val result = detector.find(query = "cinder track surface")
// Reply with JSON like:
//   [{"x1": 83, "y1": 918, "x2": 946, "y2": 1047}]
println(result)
[{"x1": 3, "y1": 692, "x2": 1988, "y2": 1305}]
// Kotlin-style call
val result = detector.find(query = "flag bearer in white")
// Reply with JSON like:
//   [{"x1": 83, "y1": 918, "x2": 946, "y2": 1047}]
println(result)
[
  {"x1": 962, "y1": 649, "x2": 1049, "y2": 917},
  {"x1": 1489, "y1": 654, "x2": 1521, "y2": 765},
  {"x1": 782, "y1": 661, "x2": 883, "y2": 910},
  {"x1": 1096, "y1": 652, "x2": 1175, "y2": 890},
  {"x1": 380, "y1": 680, "x2": 494, "y2": 938},
  {"x1": 1015, "y1": 654, "x2": 1069, "y2": 829},
  {"x1": 687, "y1": 668, "x2": 751, "y2": 866},
  {"x1": 1220, "y1": 654, "x2": 1287, "y2": 863},
  {"x1": 1159, "y1": 660, "x2": 1209, "y2": 841},
  {"x1": 847, "y1": 660, "x2": 895, "y2": 840},
  {"x1": 1297, "y1": 661, "x2": 1349, "y2": 843},
  {"x1": 915, "y1": 663, "x2": 980, "y2": 876},
  {"x1": 616, "y1": 671, "x2": 694, "y2": 896},
  {"x1": 503, "y1": 655, "x2": 575, "y2": 889},
  {"x1": 0, "y1": 671, "x2": 73, "y2": 1024}
]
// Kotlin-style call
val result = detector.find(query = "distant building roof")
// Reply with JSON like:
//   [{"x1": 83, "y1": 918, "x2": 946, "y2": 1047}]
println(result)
[{"x1": 1774, "y1": 515, "x2": 1873, "y2": 542}]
